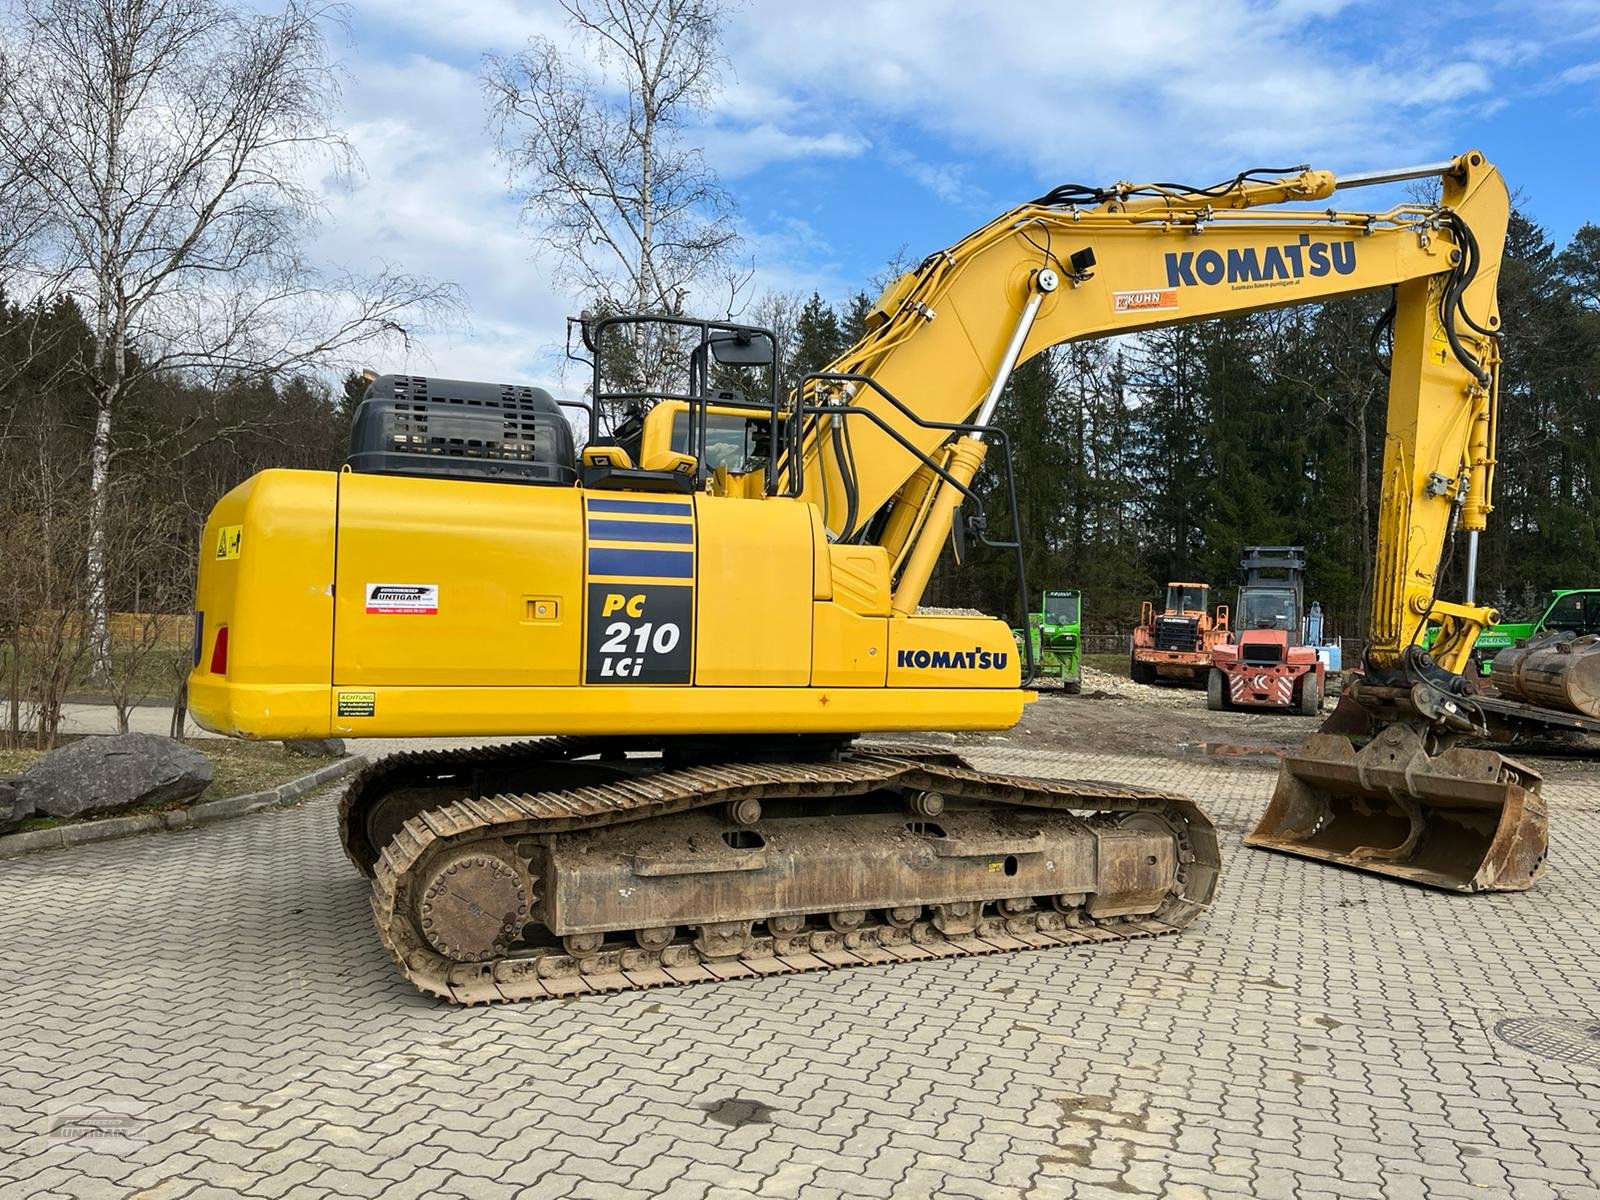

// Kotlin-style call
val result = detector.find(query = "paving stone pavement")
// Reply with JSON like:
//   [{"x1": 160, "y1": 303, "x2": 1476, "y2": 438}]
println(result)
[{"x1": 2, "y1": 744, "x2": 1598, "y2": 1200}]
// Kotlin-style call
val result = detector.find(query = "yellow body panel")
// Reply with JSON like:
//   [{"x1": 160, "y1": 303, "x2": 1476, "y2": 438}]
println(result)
[
  {"x1": 811, "y1": 603, "x2": 887, "y2": 687},
  {"x1": 194, "y1": 471, "x2": 336, "y2": 689},
  {"x1": 692, "y1": 496, "x2": 812, "y2": 685},
  {"x1": 189, "y1": 469, "x2": 1026, "y2": 740},
  {"x1": 887, "y1": 616, "x2": 1020, "y2": 689},
  {"x1": 827, "y1": 545, "x2": 892, "y2": 615},
  {"x1": 334, "y1": 472, "x2": 583, "y2": 687},
  {"x1": 188, "y1": 676, "x2": 1025, "y2": 740}
]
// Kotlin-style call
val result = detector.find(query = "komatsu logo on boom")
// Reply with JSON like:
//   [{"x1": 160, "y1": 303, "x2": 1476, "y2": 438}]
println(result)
[{"x1": 1165, "y1": 235, "x2": 1357, "y2": 289}]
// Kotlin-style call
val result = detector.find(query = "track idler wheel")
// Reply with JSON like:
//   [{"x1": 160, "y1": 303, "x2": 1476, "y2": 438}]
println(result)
[
  {"x1": 694, "y1": 921, "x2": 753, "y2": 959},
  {"x1": 413, "y1": 844, "x2": 533, "y2": 962},
  {"x1": 635, "y1": 926, "x2": 676, "y2": 951},
  {"x1": 933, "y1": 901, "x2": 980, "y2": 936}
]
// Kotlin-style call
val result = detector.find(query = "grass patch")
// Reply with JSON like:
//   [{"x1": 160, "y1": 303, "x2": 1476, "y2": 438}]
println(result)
[
  {"x1": 1, "y1": 738, "x2": 345, "y2": 829},
  {"x1": 0, "y1": 748, "x2": 40, "y2": 776},
  {"x1": 200, "y1": 740, "x2": 344, "y2": 803},
  {"x1": 1083, "y1": 653, "x2": 1131, "y2": 678}
]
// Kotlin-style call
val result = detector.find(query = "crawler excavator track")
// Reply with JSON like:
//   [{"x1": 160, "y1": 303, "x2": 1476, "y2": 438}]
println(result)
[{"x1": 337, "y1": 741, "x2": 1220, "y2": 1005}]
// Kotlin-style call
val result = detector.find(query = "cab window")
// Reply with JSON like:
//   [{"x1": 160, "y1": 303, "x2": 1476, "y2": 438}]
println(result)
[
  {"x1": 671, "y1": 411, "x2": 753, "y2": 472},
  {"x1": 1242, "y1": 589, "x2": 1295, "y2": 631},
  {"x1": 1544, "y1": 593, "x2": 1600, "y2": 636},
  {"x1": 1044, "y1": 594, "x2": 1079, "y2": 624},
  {"x1": 1166, "y1": 586, "x2": 1207, "y2": 613}
]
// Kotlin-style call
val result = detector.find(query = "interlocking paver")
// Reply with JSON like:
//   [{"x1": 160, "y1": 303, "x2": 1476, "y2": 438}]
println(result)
[{"x1": 0, "y1": 744, "x2": 1597, "y2": 1200}]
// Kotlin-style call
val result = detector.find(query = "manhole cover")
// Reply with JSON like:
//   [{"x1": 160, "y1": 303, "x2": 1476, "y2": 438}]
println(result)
[{"x1": 1493, "y1": 1016, "x2": 1600, "y2": 1068}]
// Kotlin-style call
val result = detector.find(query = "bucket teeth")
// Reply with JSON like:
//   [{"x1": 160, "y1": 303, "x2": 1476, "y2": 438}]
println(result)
[{"x1": 1246, "y1": 723, "x2": 1548, "y2": 892}]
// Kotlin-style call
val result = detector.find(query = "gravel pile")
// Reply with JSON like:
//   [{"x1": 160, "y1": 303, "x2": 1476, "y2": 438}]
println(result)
[{"x1": 1077, "y1": 664, "x2": 1198, "y2": 705}]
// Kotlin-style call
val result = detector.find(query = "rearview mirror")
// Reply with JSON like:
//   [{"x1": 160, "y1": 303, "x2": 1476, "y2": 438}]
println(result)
[{"x1": 708, "y1": 331, "x2": 775, "y2": 367}]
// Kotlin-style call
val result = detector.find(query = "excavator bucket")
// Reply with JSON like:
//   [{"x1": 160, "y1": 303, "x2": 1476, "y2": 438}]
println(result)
[{"x1": 1246, "y1": 724, "x2": 1547, "y2": 892}]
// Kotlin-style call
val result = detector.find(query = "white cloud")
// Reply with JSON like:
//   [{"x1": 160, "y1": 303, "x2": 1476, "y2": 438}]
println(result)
[
  {"x1": 713, "y1": 0, "x2": 1498, "y2": 181},
  {"x1": 298, "y1": 0, "x2": 1591, "y2": 394},
  {"x1": 309, "y1": 49, "x2": 573, "y2": 386},
  {"x1": 699, "y1": 122, "x2": 868, "y2": 177},
  {"x1": 1559, "y1": 59, "x2": 1600, "y2": 85}
]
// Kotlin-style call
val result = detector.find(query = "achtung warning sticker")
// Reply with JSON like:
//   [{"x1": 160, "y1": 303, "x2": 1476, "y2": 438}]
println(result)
[
  {"x1": 337, "y1": 691, "x2": 376, "y2": 717},
  {"x1": 214, "y1": 525, "x2": 242, "y2": 560},
  {"x1": 365, "y1": 583, "x2": 438, "y2": 615},
  {"x1": 1112, "y1": 288, "x2": 1179, "y2": 313}
]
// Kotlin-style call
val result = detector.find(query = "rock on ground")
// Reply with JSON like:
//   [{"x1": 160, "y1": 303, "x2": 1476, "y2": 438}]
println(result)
[
  {"x1": 0, "y1": 780, "x2": 23, "y2": 832},
  {"x1": 15, "y1": 734, "x2": 213, "y2": 820},
  {"x1": 281, "y1": 738, "x2": 346, "y2": 757}
]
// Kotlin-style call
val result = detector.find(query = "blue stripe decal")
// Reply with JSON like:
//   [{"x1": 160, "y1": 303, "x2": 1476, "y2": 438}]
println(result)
[
  {"x1": 588, "y1": 548, "x2": 695, "y2": 579},
  {"x1": 587, "y1": 519, "x2": 694, "y2": 544},
  {"x1": 586, "y1": 498, "x2": 694, "y2": 517}
]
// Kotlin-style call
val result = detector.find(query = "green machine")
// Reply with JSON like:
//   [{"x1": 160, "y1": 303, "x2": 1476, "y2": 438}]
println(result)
[
  {"x1": 1423, "y1": 587, "x2": 1600, "y2": 676},
  {"x1": 1014, "y1": 589, "x2": 1083, "y2": 693}
]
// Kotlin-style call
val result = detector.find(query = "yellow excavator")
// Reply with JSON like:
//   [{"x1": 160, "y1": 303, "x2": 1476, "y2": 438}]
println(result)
[{"x1": 190, "y1": 150, "x2": 1546, "y2": 1004}]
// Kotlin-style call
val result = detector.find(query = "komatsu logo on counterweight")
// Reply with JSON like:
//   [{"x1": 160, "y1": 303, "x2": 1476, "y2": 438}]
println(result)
[
  {"x1": 896, "y1": 648, "x2": 1009, "y2": 670},
  {"x1": 1165, "y1": 236, "x2": 1357, "y2": 288}
]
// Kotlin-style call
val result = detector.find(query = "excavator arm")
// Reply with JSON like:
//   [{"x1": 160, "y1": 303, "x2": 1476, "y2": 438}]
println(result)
[
  {"x1": 693, "y1": 150, "x2": 1539, "y2": 892},
  {"x1": 765, "y1": 152, "x2": 1506, "y2": 678}
]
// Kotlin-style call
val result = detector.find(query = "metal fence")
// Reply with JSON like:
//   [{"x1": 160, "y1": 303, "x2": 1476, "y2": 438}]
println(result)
[{"x1": 1079, "y1": 631, "x2": 1367, "y2": 664}]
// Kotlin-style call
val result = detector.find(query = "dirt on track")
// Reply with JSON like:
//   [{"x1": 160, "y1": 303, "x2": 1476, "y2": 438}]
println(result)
[{"x1": 951, "y1": 665, "x2": 1600, "y2": 781}]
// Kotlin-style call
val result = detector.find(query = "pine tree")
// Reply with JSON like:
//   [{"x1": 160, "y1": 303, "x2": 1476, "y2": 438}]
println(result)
[{"x1": 791, "y1": 292, "x2": 845, "y2": 383}]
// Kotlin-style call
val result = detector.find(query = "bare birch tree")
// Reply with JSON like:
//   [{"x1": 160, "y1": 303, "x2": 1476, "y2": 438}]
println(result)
[
  {"x1": 0, "y1": 0, "x2": 458, "y2": 683},
  {"x1": 484, "y1": 0, "x2": 741, "y2": 391}
]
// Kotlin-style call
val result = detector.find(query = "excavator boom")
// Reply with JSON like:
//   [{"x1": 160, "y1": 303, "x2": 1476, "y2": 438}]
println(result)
[{"x1": 754, "y1": 150, "x2": 1538, "y2": 891}]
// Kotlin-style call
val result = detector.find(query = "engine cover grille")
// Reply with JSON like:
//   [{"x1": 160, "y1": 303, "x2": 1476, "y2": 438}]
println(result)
[{"x1": 1154, "y1": 617, "x2": 1199, "y2": 652}]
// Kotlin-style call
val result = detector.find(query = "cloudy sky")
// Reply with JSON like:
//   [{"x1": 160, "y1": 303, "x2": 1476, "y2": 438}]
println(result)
[{"x1": 313, "y1": 0, "x2": 1600, "y2": 387}]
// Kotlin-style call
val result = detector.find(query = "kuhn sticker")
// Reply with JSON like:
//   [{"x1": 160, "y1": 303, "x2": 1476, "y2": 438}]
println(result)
[
  {"x1": 1113, "y1": 289, "x2": 1179, "y2": 313},
  {"x1": 365, "y1": 583, "x2": 438, "y2": 614}
]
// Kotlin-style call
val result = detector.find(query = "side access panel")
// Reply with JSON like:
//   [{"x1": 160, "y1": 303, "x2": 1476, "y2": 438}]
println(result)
[
  {"x1": 888, "y1": 615, "x2": 1019, "y2": 689},
  {"x1": 691, "y1": 495, "x2": 813, "y2": 686},
  {"x1": 333, "y1": 473, "x2": 583, "y2": 688}
]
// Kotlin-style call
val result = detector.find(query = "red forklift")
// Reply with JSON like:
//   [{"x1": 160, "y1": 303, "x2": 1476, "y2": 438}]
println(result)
[{"x1": 1208, "y1": 546, "x2": 1325, "y2": 714}]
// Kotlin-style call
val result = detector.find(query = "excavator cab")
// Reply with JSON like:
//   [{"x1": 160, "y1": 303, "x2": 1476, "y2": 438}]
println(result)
[{"x1": 576, "y1": 316, "x2": 783, "y2": 496}]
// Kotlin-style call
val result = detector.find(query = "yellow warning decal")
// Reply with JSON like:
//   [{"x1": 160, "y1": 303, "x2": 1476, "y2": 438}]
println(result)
[
  {"x1": 214, "y1": 525, "x2": 243, "y2": 560},
  {"x1": 337, "y1": 691, "x2": 376, "y2": 718}
]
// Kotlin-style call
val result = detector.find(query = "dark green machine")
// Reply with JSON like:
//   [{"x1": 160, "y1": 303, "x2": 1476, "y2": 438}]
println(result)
[
  {"x1": 1014, "y1": 590, "x2": 1083, "y2": 693},
  {"x1": 1422, "y1": 587, "x2": 1600, "y2": 676}
]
